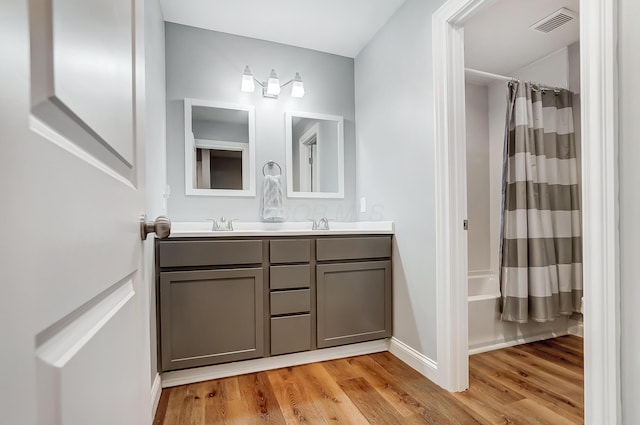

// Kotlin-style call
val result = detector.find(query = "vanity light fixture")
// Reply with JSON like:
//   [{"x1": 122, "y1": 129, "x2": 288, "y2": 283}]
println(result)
[{"x1": 240, "y1": 66, "x2": 305, "y2": 99}]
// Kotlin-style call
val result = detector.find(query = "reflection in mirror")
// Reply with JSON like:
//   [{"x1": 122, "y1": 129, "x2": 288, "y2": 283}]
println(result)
[
  {"x1": 184, "y1": 99, "x2": 255, "y2": 196},
  {"x1": 286, "y1": 112, "x2": 344, "y2": 199}
]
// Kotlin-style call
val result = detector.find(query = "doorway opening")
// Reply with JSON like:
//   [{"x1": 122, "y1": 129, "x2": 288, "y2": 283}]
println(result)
[{"x1": 433, "y1": 0, "x2": 619, "y2": 423}]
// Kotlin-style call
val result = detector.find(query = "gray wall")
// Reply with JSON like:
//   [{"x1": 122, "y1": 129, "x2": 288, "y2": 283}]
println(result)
[
  {"x1": 291, "y1": 118, "x2": 339, "y2": 193},
  {"x1": 143, "y1": 0, "x2": 166, "y2": 383},
  {"x1": 318, "y1": 120, "x2": 339, "y2": 192},
  {"x1": 165, "y1": 23, "x2": 356, "y2": 221},
  {"x1": 355, "y1": 0, "x2": 446, "y2": 360},
  {"x1": 619, "y1": 0, "x2": 640, "y2": 421},
  {"x1": 192, "y1": 120, "x2": 249, "y2": 142}
]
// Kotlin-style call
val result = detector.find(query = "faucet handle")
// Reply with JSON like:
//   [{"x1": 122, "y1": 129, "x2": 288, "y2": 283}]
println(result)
[
  {"x1": 209, "y1": 217, "x2": 235, "y2": 231},
  {"x1": 307, "y1": 218, "x2": 318, "y2": 230},
  {"x1": 318, "y1": 217, "x2": 332, "y2": 230},
  {"x1": 207, "y1": 218, "x2": 219, "y2": 230}
]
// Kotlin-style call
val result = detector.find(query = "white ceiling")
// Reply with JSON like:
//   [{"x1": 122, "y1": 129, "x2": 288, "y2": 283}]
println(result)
[
  {"x1": 159, "y1": 0, "x2": 407, "y2": 58},
  {"x1": 464, "y1": 0, "x2": 580, "y2": 76}
]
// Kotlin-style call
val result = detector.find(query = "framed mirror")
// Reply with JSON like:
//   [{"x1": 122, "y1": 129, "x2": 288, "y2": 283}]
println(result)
[
  {"x1": 285, "y1": 111, "x2": 344, "y2": 198},
  {"x1": 184, "y1": 99, "x2": 256, "y2": 196}
]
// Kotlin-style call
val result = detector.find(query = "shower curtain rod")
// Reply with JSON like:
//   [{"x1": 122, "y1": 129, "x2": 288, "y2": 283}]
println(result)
[
  {"x1": 464, "y1": 67, "x2": 514, "y2": 82},
  {"x1": 464, "y1": 67, "x2": 566, "y2": 92}
]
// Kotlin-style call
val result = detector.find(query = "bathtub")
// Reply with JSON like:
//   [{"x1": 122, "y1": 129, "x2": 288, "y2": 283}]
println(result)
[
  {"x1": 468, "y1": 271, "x2": 570, "y2": 354},
  {"x1": 468, "y1": 272, "x2": 500, "y2": 302}
]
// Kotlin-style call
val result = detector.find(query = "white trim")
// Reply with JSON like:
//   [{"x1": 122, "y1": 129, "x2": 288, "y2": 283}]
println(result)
[
  {"x1": 433, "y1": 0, "x2": 619, "y2": 423},
  {"x1": 468, "y1": 330, "x2": 569, "y2": 355},
  {"x1": 151, "y1": 373, "x2": 162, "y2": 418},
  {"x1": 432, "y1": 0, "x2": 473, "y2": 393},
  {"x1": 184, "y1": 98, "x2": 256, "y2": 197},
  {"x1": 580, "y1": 1, "x2": 620, "y2": 423},
  {"x1": 161, "y1": 339, "x2": 388, "y2": 388},
  {"x1": 298, "y1": 122, "x2": 319, "y2": 192},
  {"x1": 388, "y1": 337, "x2": 438, "y2": 384},
  {"x1": 285, "y1": 111, "x2": 345, "y2": 199}
]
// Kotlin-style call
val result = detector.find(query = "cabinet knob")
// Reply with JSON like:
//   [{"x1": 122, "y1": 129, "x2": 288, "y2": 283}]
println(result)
[{"x1": 140, "y1": 215, "x2": 171, "y2": 240}]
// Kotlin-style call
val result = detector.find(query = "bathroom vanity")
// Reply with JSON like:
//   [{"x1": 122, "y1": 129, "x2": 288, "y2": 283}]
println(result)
[{"x1": 155, "y1": 222, "x2": 393, "y2": 373}]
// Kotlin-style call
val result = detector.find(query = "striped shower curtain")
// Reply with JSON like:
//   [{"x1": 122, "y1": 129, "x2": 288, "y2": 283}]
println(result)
[{"x1": 500, "y1": 81, "x2": 583, "y2": 323}]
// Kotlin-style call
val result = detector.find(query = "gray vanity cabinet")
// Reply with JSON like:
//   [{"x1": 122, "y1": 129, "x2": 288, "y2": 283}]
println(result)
[
  {"x1": 159, "y1": 268, "x2": 264, "y2": 371},
  {"x1": 156, "y1": 239, "x2": 265, "y2": 372},
  {"x1": 156, "y1": 235, "x2": 392, "y2": 372},
  {"x1": 316, "y1": 237, "x2": 392, "y2": 349}
]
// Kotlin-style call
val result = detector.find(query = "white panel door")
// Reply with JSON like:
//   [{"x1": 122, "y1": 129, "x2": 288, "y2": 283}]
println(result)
[{"x1": 1, "y1": 0, "x2": 151, "y2": 424}]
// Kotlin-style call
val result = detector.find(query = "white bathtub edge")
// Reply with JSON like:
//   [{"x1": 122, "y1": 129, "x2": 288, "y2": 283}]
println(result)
[
  {"x1": 568, "y1": 321, "x2": 584, "y2": 338},
  {"x1": 468, "y1": 292, "x2": 501, "y2": 303},
  {"x1": 468, "y1": 329, "x2": 569, "y2": 355},
  {"x1": 468, "y1": 270, "x2": 495, "y2": 278}
]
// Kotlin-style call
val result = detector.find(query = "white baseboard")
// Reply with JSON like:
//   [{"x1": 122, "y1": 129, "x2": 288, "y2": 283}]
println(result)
[
  {"x1": 161, "y1": 339, "x2": 389, "y2": 388},
  {"x1": 388, "y1": 337, "x2": 438, "y2": 383},
  {"x1": 468, "y1": 330, "x2": 569, "y2": 355},
  {"x1": 151, "y1": 373, "x2": 162, "y2": 418}
]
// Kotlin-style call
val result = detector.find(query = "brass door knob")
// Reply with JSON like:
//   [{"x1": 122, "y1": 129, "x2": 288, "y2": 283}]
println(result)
[{"x1": 140, "y1": 215, "x2": 171, "y2": 240}]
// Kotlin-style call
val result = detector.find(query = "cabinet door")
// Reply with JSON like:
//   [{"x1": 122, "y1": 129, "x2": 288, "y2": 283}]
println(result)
[
  {"x1": 317, "y1": 261, "x2": 392, "y2": 348},
  {"x1": 160, "y1": 268, "x2": 264, "y2": 371}
]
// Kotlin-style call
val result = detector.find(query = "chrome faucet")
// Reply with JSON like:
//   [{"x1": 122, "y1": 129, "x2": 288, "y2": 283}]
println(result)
[
  {"x1": 309, "y1": 217, "x2": 331, "y2": 230},
  {"x1": 211, "y1": 217, "x2": 234, "y2": 231},
  {"x1": 317, "y1": 217, "x2": 330, "y2": 230}
]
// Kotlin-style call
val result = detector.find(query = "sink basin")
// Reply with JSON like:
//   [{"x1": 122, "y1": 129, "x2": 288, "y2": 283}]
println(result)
[{"x1": 169, "y1": 221, "x2": 394, "y2": 237}]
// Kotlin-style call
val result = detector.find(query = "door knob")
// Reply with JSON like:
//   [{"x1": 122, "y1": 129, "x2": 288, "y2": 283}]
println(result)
[{"x1": 140, "y1": 215, "x2": 171, "y2": 240}]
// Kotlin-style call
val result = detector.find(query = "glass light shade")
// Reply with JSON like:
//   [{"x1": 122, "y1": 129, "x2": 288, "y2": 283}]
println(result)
[
  {"x1": 241, "y1": 74, "x2": 255, "y2": 92},
  {"x1": 241, "y1": 66, "x2": 255, "y2": 92},
  {"x1": 291, "y1": 81, "x2": 305, "y2": 98},
  {"x1": 266, "y1": 69, "x2": 281, "y2": 96},
  {"x1": 291, "y1": 72, "x2": 305, "y2": 98}
]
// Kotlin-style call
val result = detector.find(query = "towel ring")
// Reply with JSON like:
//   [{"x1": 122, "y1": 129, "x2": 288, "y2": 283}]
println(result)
[{"x1": 262, "y1": 160, "x2": 282, "y2": 176}]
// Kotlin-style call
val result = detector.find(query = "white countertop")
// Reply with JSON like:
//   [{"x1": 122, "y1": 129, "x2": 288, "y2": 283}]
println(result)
[{"x1": 169, "y1": 221, "x2": 394, "y2": 238}]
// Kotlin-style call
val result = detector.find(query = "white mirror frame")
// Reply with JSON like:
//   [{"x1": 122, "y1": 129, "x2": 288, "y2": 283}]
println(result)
[
  {"x1": 184, "y1": 98, "x2": 256, "y2": 197},
  {"x1": 285, "y1": 111, "x2": 344, "y2": 199}
]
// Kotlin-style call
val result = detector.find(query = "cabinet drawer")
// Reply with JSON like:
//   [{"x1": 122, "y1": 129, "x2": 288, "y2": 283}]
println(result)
[
  {"x1": 270, "y1": 289, "x2": 310, "y2": 315},
  {"x1": 158, "y1": 240, "x2": 262, "y2": 268},
  {"x1": 316, "y1": 237, "x2": 391, "y2": 261},
  {"x1": 270, "y1": 265, "x2": 310, "y2": 289},
  {"x1": 270, "y1": 239, "x2": 311, "y2": 263},
  {"x1": 271, "y1": 315, "x2": 311, "y2": 355}
]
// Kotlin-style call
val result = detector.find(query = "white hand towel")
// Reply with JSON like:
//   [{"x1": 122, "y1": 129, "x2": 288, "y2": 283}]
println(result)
[{"x1": 261, "y1": 175, "x2": 286, "y2": 221}]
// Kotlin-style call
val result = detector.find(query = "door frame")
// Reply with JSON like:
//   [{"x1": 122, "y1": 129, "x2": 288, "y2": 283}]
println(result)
[
  {"x1": 298, "y1": 122, "x2": 320, "y2": 192},
  {"x1": 432, "y1": 1, "x2": 620, "y2": 424}
]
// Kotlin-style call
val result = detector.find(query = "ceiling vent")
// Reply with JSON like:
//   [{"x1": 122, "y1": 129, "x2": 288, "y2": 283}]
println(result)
[{"x1": 529, "y1": 8, "x2": 577, "y2": 33}]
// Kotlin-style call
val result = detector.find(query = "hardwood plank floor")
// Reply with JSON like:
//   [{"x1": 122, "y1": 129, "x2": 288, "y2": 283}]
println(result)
[{"x1": 154, "y1": 335, "x2": 583, "y2": 425}]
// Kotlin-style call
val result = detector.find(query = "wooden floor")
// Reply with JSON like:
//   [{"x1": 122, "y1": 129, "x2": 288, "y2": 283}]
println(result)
[{"x1": 154, "y1": 335, "x2": 583, "y2": 425}]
